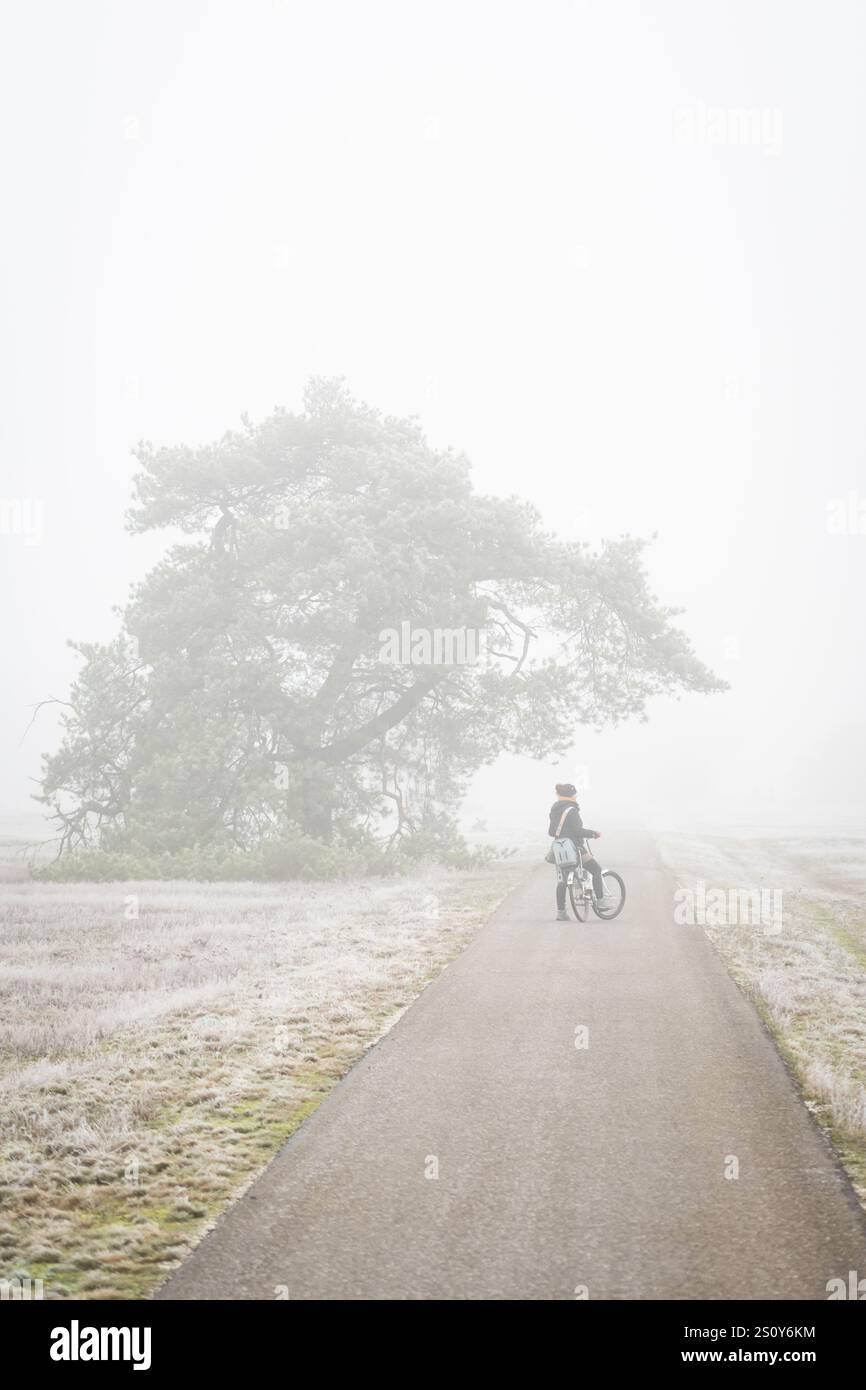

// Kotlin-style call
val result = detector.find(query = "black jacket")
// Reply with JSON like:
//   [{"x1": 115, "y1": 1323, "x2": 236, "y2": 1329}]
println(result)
[{"x1": 547, "y1": 799, "x2": 597, "y2": 847}]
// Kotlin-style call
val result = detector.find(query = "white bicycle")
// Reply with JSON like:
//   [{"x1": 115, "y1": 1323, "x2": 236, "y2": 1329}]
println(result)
[{"x1": 564, "y1": 840, "x2": 626, "y2": 922}]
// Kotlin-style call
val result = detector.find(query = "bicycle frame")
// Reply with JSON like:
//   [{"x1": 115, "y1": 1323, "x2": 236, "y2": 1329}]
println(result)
[
  {"x1": 558, "y1": 848, "x2": 594, "y2": 903},
  {"x1": 571, "y1": 843, "x2": 600, "y2": 902}
]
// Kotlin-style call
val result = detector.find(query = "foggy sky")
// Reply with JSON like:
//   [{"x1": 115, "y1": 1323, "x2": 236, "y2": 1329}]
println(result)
[{"x1": 2, "y1": 0, "x2": 865, "y2": 837}]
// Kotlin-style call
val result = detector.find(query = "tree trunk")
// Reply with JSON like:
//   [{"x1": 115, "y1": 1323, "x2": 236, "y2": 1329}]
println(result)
[{"x1": 294, "y1": 758, "x2": 333, "y2": 842}]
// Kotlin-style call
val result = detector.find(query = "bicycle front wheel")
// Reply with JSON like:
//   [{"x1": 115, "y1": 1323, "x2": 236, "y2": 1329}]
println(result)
[{"x1": 592, "y1": 871, "x2": 625, "y2": 920}]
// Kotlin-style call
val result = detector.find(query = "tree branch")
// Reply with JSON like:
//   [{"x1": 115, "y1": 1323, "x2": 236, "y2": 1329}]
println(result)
[{"x1": 296, "y1": 668, "x2": 451, "y2": 765}]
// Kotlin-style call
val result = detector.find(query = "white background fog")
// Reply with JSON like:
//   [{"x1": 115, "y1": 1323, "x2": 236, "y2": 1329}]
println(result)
[{"x1": 2, "y1": 0, "x2": 865, "y2": 845}]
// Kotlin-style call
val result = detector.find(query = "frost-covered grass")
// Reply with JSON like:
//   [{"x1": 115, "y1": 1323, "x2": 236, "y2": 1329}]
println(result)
[
  {"x1": 0, "y1": 861, "x2": 528, "y2": 1299},
  {"x1": 656, "y1": 830, "x2": 866, "y2": 1206}
]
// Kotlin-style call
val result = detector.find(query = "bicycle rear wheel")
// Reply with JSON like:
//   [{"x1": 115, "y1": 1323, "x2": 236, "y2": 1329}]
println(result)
[
  {"x1": 592, "y1": 870, "x2": 625, "y2": 920},
  {"x1": 568, "y1": 873, "x2": 588, "y2": 921}
]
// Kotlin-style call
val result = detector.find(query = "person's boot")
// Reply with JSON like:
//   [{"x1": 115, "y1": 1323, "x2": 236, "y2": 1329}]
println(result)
[{"x1": 556, "y1": 909, "x2": 568, "y2": 921}]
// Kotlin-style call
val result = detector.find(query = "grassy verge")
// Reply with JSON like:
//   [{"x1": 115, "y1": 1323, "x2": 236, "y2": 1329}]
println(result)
[
  {"x1": 656, "y1": 830, "x2": 866, "y2": 1210},
  {"x1": 0, "y1": 859, "x2": 529, "y2": 1299}
]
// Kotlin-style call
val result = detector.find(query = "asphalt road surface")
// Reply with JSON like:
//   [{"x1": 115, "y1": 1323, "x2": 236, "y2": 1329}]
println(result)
[{"x1": 158, "y1": 830, "x2": 866, "y2": 1300}]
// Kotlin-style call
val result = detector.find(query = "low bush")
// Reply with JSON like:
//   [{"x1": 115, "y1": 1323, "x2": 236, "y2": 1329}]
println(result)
[{"x1": 30, "y1": 827, "x2": 503, "y2": 882}]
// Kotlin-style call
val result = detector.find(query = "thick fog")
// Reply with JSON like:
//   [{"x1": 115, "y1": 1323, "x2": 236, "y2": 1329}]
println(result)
[{"x1": 2, "y1": 0, "x2": 864, "y2": 843}]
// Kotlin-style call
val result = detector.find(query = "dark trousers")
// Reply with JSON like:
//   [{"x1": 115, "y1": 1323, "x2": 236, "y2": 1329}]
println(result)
[{"x1": 556, "y1": 856, "x2": 604, "y2": 908}]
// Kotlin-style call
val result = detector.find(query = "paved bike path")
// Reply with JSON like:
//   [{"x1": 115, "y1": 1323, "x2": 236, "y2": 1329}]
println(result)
[{"x1": 158, "y1": 830, "x2": 866, "y2": 1299}]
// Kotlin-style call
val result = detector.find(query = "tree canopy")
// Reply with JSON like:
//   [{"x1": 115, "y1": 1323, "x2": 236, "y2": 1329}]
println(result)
[{"x1": 40, "y1": 380, "x2": 725, "y2": 861}]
